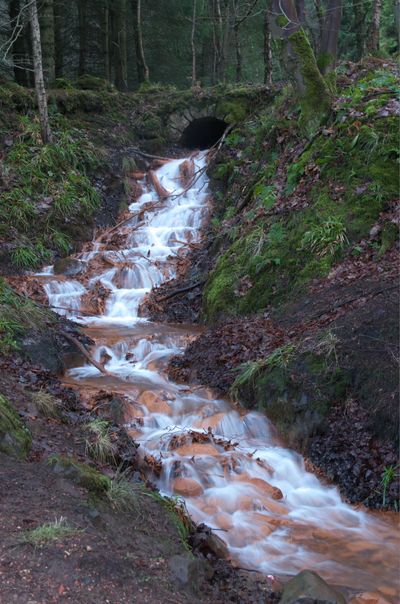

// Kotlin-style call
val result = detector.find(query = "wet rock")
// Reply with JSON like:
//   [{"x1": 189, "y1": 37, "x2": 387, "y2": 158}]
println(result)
[
  {"x1": 137, "y1": 391, "x2": 172, "y2": 415},
  {"x1": 19, "y1": 332, "x2": 64, "y2": 374},
  {"x1": 173, "y1": 477, "x2": 203, "y2": 497},
  {"x1": 348, "y1": 593, "x2": 391, "y2": 604},
  {"x1": 189, "y1": 523, "x2": 229, "y2": 560},
  {"x1": 168, "y1": 554, "x2": 212, "y2": 592},
  {"x1": 279, "y1": 570, "x2": 346, "y2": 604},
  {"x1": 53, "y1": 258, "x2": 85, "y2": 276}
]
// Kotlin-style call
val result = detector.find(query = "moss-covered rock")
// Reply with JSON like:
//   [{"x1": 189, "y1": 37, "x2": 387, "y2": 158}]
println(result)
[
  {"x1": 48, "y1": 455, "x2": 111, "y2": 493},
  {"x1": 0, "y1": 394, "x2": 31, "y2": 458},
  {"x1": 235, "y1": 349, "x2": 350, "y2": 449}
]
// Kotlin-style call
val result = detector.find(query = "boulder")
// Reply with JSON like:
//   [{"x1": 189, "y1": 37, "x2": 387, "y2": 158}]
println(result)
[
  {"x1": 53, "y1": 258, "x2": 85, "y2": 276},
  {"x1": 279, "y1": 570, "x2": 346, "y2": 604},
  {"x1": 168, "y1": 554, "x2": 212, "y2": 592},
  {"x1": 173, "y1": 477, "x2": 204, "y2": 497}
]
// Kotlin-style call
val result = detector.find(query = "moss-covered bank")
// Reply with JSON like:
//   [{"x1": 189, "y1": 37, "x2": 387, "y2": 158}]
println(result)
[{"x1": 203, "y1": 63, "x2": 398, "y2": 322}]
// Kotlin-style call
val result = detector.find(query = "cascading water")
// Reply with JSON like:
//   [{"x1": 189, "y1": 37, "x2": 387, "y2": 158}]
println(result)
[{"x1": 38, "y1": 151, "x2": 398, "y2": 600}]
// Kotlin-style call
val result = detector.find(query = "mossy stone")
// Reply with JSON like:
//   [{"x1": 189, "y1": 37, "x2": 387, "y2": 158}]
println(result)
[
  {"x1": 48, "y1": 455, "x2": 111, "y2": 493},
  {"x1": 0, "y1": 394, "x2": 31, "y2": 458}
]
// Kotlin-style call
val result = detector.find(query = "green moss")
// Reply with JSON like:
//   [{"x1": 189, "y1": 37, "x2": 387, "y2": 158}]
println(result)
[
  {"x1": 0, "y1": 115, "x2": 101, "y2": 270},
  {"x1": 379, "y1": 222, "x2": 399, "y2": 256},
  {"x1": 204, "y1": 68, "x2": 398, "y2": 322},
  {"x1": 48, "y1": 455, "x2": 111, "y2": 493},
  {"x1": 75, "y1": 74, "x2": 114, "y2": 92},
  {"x1": 51, "y1": 77, "x2": 74, "y2": 90},
  {"x1": 0, "y1": 394, "x2": 31, "y2": 458},
  {"x1": 288, "y1": 28, "x2": 331, "y2": 129},
  {"x1": 217, "y1": 99, "x2": 248, "y2": 123}
]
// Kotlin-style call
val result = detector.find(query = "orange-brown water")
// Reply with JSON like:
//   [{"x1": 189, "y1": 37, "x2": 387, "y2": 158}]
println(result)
[{"x1": 38, "y1": 153, "x2": 399, "y2": 601}]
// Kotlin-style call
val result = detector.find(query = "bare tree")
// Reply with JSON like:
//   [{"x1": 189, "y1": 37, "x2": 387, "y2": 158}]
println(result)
[
  {"x1": 319, "y1": 0, "x2": 342, "y2": 73},
  {"x1": 232, "y1": 0, "x2": 259, "y2": 82},
  {"x1": 28, "y1": 0, "x2": 52, "y2": 143},
  {"x1": 131, "y1": 0, "x2": 149, "y2": 84},
  {"x1": 191, "y1": 0, "x2": 197, "y2": 86},
  {"x1": 39, "y1": 0, "x2": 55, "y2": 84},
  {"x1": 368, "y1": 0, "x2": 382, "y2": 53},
  {"x1": 263, "y1": 5, "x2": 272, "y2": 85}
]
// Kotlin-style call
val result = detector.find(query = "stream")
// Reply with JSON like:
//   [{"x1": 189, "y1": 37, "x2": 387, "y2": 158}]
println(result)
[{"x1": 37, "y1": 151, "x2": 398, "y2": 600}]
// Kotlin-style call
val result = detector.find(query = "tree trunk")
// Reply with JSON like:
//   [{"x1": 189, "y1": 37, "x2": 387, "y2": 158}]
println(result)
[
  {"x1": 78, "y1": 0, "x2": 87, "y2": 76},
  {"x1": 39, "y1": 0, "x2": 55, "y2": 85},
  {"x1": 104, "y1": 5, "x2": 111, "y2": 81},
  {"x1": 368, "y1": 0, "x2": 382, "y2": 53},
  {"x1": 191, "y1": 0, "x2": 197, "y2": 86},
  {"x1": 263, "y1": 6, "x2": 272, "y2": 85},
  {"x1": 54, "y1": 0, "x2": 63, "y2": 77},
  {"x1": 28, "y1": 0, "x2": 52, "y2": 144},
  {"x1": 131, "y1": 0, "x2": 149, "y2": 84},
  {"x1": 234, "y1": 23, "x2": 242, "y2": 82},
  {"x1": 115, "y1": 0, "x2": 128, "y2": 90},
  {"x1": 353, "y1": 0, "x2": 367, "y2": 60},
  {"x1": 269, "y1": 0, "x2": 331, "y2": 127},
  {"x1": 9, "y1": 0, "x2": 31, "y2": 86},
  {"x1": 319, "y1": 0, "x2": 342, "y2": 73},
  {"x1": 395, "y1": 1, "x2": 400, "y2": 41}
]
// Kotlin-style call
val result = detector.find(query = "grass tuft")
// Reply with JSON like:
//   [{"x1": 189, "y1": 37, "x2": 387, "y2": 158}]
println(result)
[
  {"x1": 19, "y1": 517, "x2": 78, "y2": 546},
  {"x1": 31, "y1": 390, "x2": 61, "y2": 418},
  {"x1": 106, "y1": 469, "x2": 141, "y2": 513},
  {"x1": 84, "y1": 419, "x2": 115, "y2": 464}
]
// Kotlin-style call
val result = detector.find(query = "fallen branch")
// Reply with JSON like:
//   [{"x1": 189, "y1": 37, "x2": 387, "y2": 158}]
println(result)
[
  {"x1": 147, "y1": 170, "x2": 170, "y2": 200},
  {"x1": 61, "y1": 332, "x2": 110, "y2": 376},
  {"x1": 157, "y1": 279, "x2": 206, "y2": 302},
  {"x1": 128, "y1": 147, "x2": 175, "y2": 162},
  {"x1": 94, "y1": 200, "x2": 162, "y2": 244}
]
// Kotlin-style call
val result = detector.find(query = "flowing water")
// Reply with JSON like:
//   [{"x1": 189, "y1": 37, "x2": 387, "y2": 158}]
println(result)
[{"x1": 37, "y1": 152, "x2": 398, "y2": 600}]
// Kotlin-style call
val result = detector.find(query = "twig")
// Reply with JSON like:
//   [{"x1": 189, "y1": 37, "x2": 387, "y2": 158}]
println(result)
[
  {"x1": 157, "y1": 279, "x2": 206, "y2": 302},
  {"x1": 60, "y1": 332, "x2": 110, "y2": 376}
]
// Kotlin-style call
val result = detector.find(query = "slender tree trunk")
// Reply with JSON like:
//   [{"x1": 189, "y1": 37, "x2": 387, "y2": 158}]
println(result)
[
  {"x1": 263, "y1": 7, "x2": 272, "y2": 85},
  {"x1": 367, "y1": 0, "x2": 382, "y2": 53},
  {"x1": 191, "y1": 0, "x2": 197, "y2": 86},
  {"x1": 104, "y1": 5, "x2": 111, "y2": 81},
  {"x1": 394, "y1": 1, "x2": 400, "y2": 42},
  {"x1": 319, "y1": 0, "x2": 342, "y2": 73},
  {"x1": 28, "y1": 0, "x2": 52, "y2": 144},
  {"x1": 115, "y1": 0, "x2": 128, "y2": 90},
  {"x1": 78, "y1": 0, "x2": 87, "y2": 76},
  {"x1": 9, "y1": 0, "x2": 30, "y2": 86},
  {"x1": 54, "y1": 0, "x2": 63, "y2": 77},
  {"x1": 215, "y1": 0, "x2": 224, "y2": 80},
  {"x1": 39, "y1": 0, "x2": 55, "y2": 85},
  {"x1": 353, "y1": 0, "x2": 366, "y2": 60},
  {"x1": 234, "y1": 23, "x2": 242, "y2": 82},
  {"x1": 131, "y1": 0, "x2": 149, "y2": 84},
  {"x1": 210, "y1": 0, "x2": 217, "y2": 83}
]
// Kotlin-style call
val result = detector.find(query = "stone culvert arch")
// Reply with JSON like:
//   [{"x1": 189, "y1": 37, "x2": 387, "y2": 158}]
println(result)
[{"x1": 132, "y1": 86, "x2": 272, "y2": 152}]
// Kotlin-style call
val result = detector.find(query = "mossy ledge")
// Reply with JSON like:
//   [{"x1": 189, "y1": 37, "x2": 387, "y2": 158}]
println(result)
[{"x1": 0, "y1": 394, "x2": 31, "y2": 458}]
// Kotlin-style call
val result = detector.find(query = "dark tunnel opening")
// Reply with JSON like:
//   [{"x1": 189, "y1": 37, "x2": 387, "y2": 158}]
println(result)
[{"x1": 180, "y1": 116, "x2": 228, "y2": 150}]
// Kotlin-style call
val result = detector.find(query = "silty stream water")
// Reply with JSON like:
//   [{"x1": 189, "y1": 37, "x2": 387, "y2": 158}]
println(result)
[{"x1": 36, "y1": 151, "x2": 399, "y2": 600}]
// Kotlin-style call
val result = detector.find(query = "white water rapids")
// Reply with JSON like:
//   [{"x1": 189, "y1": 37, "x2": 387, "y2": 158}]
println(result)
[{"x1": 38, "y1": 152, "x2": 398, "y2": 600}]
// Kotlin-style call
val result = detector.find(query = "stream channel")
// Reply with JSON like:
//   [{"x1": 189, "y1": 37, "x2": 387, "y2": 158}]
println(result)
[{"x1": 36, "y1": 151, "x2": 398, "y2": 600}]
